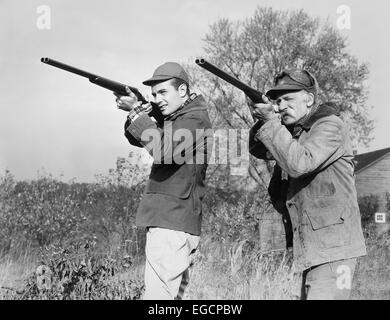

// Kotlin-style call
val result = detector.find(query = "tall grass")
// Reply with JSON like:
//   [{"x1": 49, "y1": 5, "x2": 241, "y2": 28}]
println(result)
[{"x1": 186, "y1": 237, "x2": 299, "y2": 299}]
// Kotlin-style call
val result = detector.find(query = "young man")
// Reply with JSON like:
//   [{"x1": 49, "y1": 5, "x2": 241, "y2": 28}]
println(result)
[
  {"x1": 248, "y1": 69, "x2": 367, "y2": 299},
  {"x1": 115, "y1": 62, "x2": 212, "y2": 299}
]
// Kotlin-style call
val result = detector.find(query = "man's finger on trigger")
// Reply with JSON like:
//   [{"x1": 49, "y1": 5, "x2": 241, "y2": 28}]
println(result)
[
  {"x1": 127, "y1": 90, "x2": 135, "y2": 98},
  {"x1": 262, "y1": 94, "x2": 271, "y2": 104},
  {"x1": 145, "y1": 103, "x2": 152, "y2": 112},
  {"x1": 125, "y1": 87, "x2": 135, "y2": 97}
]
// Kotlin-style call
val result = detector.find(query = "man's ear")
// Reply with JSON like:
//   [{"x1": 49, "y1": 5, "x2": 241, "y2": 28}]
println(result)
[
  {"x1": 306, "y1": 92, "x2": 314, "y2": 107},
  {"x1": 178, "y1": 83, "x2": 188, "y2": 98}
]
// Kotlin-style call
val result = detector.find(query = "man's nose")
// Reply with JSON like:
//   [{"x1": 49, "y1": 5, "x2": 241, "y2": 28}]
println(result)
[
  {"x1": 154, "y1": 94, "x2": 162, "y2": 104},
  {"x1": 278, "y1": 101, "x2": 287, "y2": 112}
]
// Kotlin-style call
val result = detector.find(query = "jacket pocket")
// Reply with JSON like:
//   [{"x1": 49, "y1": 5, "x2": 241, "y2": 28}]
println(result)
[
  {"x1": 145, "y1": 178, "x2": 194, "y2": 199},
  {"x1": 302, "y1": 170, "x2": 337, "y2": 198},
  {"x1": 306, "y1": 206, "x2": 344, "y2": 230},
  {"x1": 304, "y1": 205, "x2": 351, "y2": 249}
]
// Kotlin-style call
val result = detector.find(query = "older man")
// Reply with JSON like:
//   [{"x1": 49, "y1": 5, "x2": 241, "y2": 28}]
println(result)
[
  {"x1": 248, "y1": 69, "x2": 367, "y2": 299},
  {"x1": 115, "y1": 62, "x2": 212, "y2": 299}
]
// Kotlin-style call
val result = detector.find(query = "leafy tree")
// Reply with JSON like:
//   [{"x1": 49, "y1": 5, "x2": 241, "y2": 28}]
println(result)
[{"x1": 187, "y1": 7, "x2": 373, "y2": 189}]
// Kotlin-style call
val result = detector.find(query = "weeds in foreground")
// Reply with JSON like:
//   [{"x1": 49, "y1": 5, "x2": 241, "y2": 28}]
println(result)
[
  {"x1": 186, "y1": 238, "x2": 299, "y2": 300},
  {"x1": 1, "y1": 232, "x2": 389, "y2": 300},
  {"x1": 1, "y1": 241, "x2": 143, "y2": 300}
]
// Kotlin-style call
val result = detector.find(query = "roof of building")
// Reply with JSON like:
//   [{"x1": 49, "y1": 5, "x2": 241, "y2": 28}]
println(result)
[{"x1": 354, "y1": 147, "x2": 390, "y2": 173}]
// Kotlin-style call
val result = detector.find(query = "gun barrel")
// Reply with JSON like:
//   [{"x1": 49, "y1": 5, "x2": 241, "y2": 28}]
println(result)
[
  {"x1": 195, "y1": 58, "x2": 264, "y2": 103},
  {"x1": 195, "y1": 58, "x2": 252, "y2": 93},
  {"x1": 41, "y1": 57, "x2": 164, "y2": 123},
  {"x1": 41, "y1": 57, "x2": 143, "y2": 100},
  {"x1": 41, "y1": 57, "x2": 97, "y2": 79}
]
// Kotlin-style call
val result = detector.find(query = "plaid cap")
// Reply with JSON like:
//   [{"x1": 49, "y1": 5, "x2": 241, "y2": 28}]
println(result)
[
  {"x1": 266, "y1": 69, "x2": 317, "y2": 100},
  {"x1": 142, "y1": 62, "x2": 189, "y2": 86}
]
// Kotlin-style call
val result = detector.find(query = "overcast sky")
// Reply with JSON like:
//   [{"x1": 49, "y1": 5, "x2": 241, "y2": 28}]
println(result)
[{"x1": 1, "y1": 0, "x2": 389, "y2": 182}]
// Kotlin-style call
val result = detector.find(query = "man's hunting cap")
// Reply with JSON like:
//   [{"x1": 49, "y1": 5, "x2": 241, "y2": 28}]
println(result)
[
  {"x1": 266, "y1": 69, "x2": 318, "y2": 100},
  {"x1": 142, "y1": 62, "x2": 189, "y2": 86}
]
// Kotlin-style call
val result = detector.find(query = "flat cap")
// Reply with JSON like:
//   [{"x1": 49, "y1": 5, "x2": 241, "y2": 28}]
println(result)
[
  {"x1": 267, "y1": 69, "x2": 317, "y2": 99},
  {"x1": 143, "y1": 62, "x2": 189, "y2": 86}
]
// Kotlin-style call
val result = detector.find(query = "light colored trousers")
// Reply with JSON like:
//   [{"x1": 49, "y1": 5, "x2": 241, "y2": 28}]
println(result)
[
  {"x1": 300, "y1": 258, "x2": 357, "y2": 300},
  {"x1": 143, "y1": 227, "x2": 200, "y2": 300}
]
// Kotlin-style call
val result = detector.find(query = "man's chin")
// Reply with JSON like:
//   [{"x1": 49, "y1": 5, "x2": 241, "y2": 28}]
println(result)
[{"x1": 281, "y1": 116, "x2": 296, "y2": 125}]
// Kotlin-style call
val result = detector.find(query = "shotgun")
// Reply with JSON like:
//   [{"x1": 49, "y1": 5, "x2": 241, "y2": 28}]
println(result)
[
  {"x1": 40, "y1": 57, "x2": 164, "y2": 124},
  {"x1": 195, "y1": 58, "x2": 265, "y2": 103}
]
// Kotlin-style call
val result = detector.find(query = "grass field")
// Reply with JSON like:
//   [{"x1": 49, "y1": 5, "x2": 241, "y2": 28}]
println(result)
[
  {"x1": 0, "y1": 171, "x2": 389, "y2": 300},
  {"x1": 1, "y1": 231, "x2": 389, "y2": 300}
]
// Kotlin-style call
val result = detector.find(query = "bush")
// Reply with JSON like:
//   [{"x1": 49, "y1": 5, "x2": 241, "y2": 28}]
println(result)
[
  {"x1": 4, "y1": 240, "x2": 143, "y2": 300},
  {"x1": 357, "y1": 194, "x2": 379, "y2": 228},
  {"x1": 0, "y1": 167, "x2": 272, "y2": 258},
  {"x1": 0, "y1": 171, "x2": 145, "y2": 257},
  {"x1": 202, "y1": 188, "x2": 272, "y2": 248}
]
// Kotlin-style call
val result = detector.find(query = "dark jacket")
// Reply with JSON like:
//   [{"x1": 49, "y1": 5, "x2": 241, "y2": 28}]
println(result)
[
  {"x1": 249, "y1": 103, "x2": 367, "y2": 271},
  {"x1": 124, "y1": 95, "x2": 212, "y2": 235}
]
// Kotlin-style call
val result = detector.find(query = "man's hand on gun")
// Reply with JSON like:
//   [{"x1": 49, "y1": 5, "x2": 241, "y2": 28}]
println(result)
[
  {"x1": 247, "y1": 94, "x2": 279, "y2": 122},
  {"x1": 114, "y1": 86, "x2": 152, "y2": 113}
]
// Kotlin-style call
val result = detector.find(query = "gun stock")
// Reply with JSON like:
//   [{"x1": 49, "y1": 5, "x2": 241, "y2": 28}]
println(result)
[
  {"x1": 40, "y1": 57, "x2": 164, "y2": 123},
  {"x1": 195, "y1": 58, "x2": 264, "y2": 103}
]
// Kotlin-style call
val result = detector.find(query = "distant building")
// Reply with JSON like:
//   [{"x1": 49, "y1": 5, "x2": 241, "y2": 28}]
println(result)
[{"x1": 354, "y1": 147, "x2": 390, "y2": 198}]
